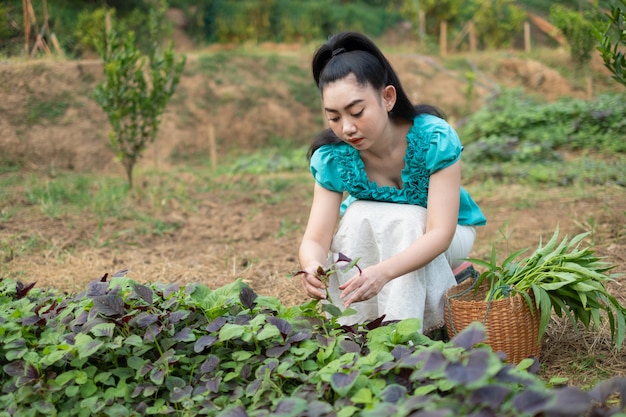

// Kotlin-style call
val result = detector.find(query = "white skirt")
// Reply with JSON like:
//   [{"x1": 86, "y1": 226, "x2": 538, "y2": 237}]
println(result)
[{"x1": 326, "y1": 200, "x2": 475, "y2": 332}]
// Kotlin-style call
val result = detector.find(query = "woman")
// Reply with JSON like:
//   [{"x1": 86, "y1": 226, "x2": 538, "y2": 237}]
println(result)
[{"x1": 298, "y1": 32, "x2": 486, "y2": 332}]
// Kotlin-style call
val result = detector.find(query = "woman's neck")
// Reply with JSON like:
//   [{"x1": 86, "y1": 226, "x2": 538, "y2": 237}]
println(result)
[{"x1": 363, "y1": 119, "x2": 412, "y2": 160}]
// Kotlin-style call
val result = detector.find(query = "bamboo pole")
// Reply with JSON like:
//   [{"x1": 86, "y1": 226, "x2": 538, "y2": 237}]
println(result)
[
  {"x1": 440, "y1": 21, "x2": 447, "y2": 56},
  {"x1": 468, "y1": 21, "x2": 476, "y2": 52},
  {"x1": 208, "y1": 124, "x2": 218, "y2": 171},
  {"x1": 524, "y1": 22, "x2": 531, "y2": 53},
  {"x1": 22, "y1": 0, "x2": 30, "y2": 54}
]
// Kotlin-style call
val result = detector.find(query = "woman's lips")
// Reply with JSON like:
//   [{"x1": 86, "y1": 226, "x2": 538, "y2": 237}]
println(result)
[{"x1": 348, "y1": 137, "x2": 364, "y2": 146}]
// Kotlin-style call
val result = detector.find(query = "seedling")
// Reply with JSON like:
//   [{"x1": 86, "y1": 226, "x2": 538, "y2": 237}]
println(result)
[{"x1": 293, "y1": 252, "x2": 362, "y2": 304}]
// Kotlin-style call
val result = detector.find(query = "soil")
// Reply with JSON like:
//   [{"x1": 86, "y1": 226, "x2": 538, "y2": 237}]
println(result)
[{"x1": 1, "y1": 29, "x2": 625, "y2": 383}]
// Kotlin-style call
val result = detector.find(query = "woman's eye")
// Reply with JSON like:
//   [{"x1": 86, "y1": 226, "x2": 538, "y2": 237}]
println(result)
[
  {"x1": 329, "y1": 116, "x2": 340, "y2": 123},
  {"x1": 351, "y1": 109, "x2": 364, "y2": 118}
]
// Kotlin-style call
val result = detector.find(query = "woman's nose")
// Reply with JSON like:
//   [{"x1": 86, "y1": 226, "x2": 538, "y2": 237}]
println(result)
[{"x1": 342, "y1": 119, "x2": 357, "y2": 135}]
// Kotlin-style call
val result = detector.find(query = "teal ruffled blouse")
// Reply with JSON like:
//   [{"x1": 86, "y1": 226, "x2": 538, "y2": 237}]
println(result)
[{"x1": 310, "y1": 114, "x2": 486, "y2": 226}]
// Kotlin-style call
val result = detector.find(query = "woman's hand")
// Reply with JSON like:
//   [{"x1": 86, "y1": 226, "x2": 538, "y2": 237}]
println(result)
[
  {"x1": 300, "y1": 266, "x2": 327, "y2": 299},
  {"x1": 338, "y1": 264, "x2": 390, "y2": 307}
]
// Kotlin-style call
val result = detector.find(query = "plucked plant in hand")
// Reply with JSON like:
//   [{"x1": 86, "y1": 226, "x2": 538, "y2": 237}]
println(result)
[
  {"x1": 293, "y1": 252, "x2": 361, "y2": 316},
  {"x1": 468, "y1": 227, "x2": 625, "y2": 349},
  {"x1": 93, "y1": 0, "x2": 186, "y2": 189}
]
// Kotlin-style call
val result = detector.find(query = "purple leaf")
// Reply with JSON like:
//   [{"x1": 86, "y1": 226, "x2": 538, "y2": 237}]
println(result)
[
  {"x1": 218, "y1": 405, "x2": 248, "y2": 417},
  {"x1": 512, "y1": 390, "x2": 552, "y2": 414},
  {"x1": 336, "y1": 252, "x2": 353, "y2": 263},
  {"x1": 160, "y1": 283, "x2": 180, "y2": 299},
  {"x1": 150, "y1": 368, "x2": 166, "y2": 385},
  {"x1": 86, "y1": 282, "x2": 109, "y2": 297},
  {"x1": 174, "y1": 327, "x2": 195, "y2": 342},
  {"x1": 391, "y1": 345, "x2": 412, "y2": 361},
  {"x1": 239, "y1": 286, "x2": 258, "y2": 310},
  {"x1": 287, "y1": 329, "x2": 312, "y2": 343},
  {"x1": 170, "y1": 385, "x2": 193, "y2": 403},
  {"x1": 274, "y1": 398, "x2": 308, "y2": 416},
  {"x1": 364, "y1": 315, "x2": 386, "y2": 330},
  {"x1": 207, "y1": 317, "x2": 227, "y2": 333},
  {"x1": 168, "y1": 310, "x2": 191, "y2": 325},
  {"x1": 266, "y1": 344, "x2": 291, "y2": 358},
  {"x1": 139, "y1": 363, "x2": 154, "y2": 378},
  {"x1": 133, "y1": 284, "x2": 154, "y2": 305},
  {"x1": 112, "y1": 269, "x2": 128, "y2": 278},
  {"x1": 339, "y1": 339, "x2": 361, "y2": 353},
  {"x1": 380, "y1": 384, "x2": 407, "y2": 404},
  {"x1": 15, "y1": 281, "x2": 36, "y2": 299},
  {"x1": 267, "y1": 316, "x2": 292, "y2": 339},
  {"x1": 412, "y1": 350, "x2": 447, "y2": 378},
  {"x1": 143, "y1": 324, "x2": 162, "y2": 343},
  {"x1": 450, "y1": 323, "x2": 486, "y2": 350},
  {"x1": 543, "y1": 387, "x2": 591, "y2": 416},
  {"x1": 200, "y1": 355, "x2": 220, "y2": 373},
  {"x1": 469, "y1": 385, "x2": 512, "y2": 408},
  {"x1": 132, "y1": 312, "x2": 159, "y2": 328},
  {"x1": 92, "y1": 295, "x2": 124, "y2": 317},
  {"x1": 205, "y1": 376, "x2": 221, "y2": 393},
  {"x1": 330, "y1": 370, "x2": 358, "y2": 394},
  {"x1": 588, "y1": 376, "x2": 626, "y2": 404},
  {"x1": 445, "y1": 349, "x2": 489, "y2": 384},
  {"x1": 307, "y1": 401, "x2": 334, "y2": 417},
  {"x1": 245, "y1": 379, "x2": 262, "y2": 396},
  {"x1": 3, "y1": 361, "x2": 25, "y2": 377},
  {"x1": 194, "y1": 335, "x2": 218, "y2": 353}
]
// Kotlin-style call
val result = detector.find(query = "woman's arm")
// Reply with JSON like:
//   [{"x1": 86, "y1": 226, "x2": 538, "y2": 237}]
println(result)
[
  {"x1": 339, "y1": 161, "x2": 461, "y2": 306},
  {"x1": 299, "y1": 183, "x2": 343, "y2": 299}
]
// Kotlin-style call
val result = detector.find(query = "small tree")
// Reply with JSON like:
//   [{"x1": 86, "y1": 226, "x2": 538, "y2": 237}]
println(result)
[
  {"x1": 93, "y1": 1, "x2": 186, "y2": 189},
  {"x1": 595, "y1": 0, "x2": 626, "y2": 87},
  {"x1": 550, "y1": 4, "x2": 599, "y2": 68}
]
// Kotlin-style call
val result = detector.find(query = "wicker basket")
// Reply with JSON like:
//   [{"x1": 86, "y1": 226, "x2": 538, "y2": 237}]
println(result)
[{"x1": 444, "y1": 278, "x2": 542, "y2": 364}]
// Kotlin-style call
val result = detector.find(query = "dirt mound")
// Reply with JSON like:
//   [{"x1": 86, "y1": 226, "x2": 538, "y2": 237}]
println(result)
[{"x1": 0, "y1": 47, "x2": 608, "y2": 173}]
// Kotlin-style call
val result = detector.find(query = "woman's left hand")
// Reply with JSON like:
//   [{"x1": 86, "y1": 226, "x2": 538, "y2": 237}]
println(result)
[{"x1": 338, "y1": 264, "x2": 390, "y2": 307}]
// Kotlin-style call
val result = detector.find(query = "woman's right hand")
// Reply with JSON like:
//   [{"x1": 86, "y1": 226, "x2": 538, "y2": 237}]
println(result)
[{"x1": 300, "y1": 266, "x2": 327, "y2": 299}]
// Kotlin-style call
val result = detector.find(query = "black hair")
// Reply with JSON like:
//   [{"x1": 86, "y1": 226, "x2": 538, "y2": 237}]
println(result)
[{"x1": 308, "y1": 31, "x2": 445, "y2": 159}]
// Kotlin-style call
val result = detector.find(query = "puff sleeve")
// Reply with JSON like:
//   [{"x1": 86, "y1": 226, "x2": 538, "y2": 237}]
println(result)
[
  {"x1": 309, "y1": 146, "x2": 346, "y2": 193},
  {"x1": 424, "y1": 117, "x2": 463, "y2": 174}
]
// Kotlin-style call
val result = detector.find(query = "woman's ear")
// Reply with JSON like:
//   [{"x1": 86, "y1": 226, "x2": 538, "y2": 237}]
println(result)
[{"x1": 382, "y1": 85, "x2": 397, "y2": 112}]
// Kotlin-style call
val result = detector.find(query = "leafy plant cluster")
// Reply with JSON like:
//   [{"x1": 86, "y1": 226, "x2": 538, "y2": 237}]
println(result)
[
  {"x1": 468, "y1": 228, "x2": 625, "y2": 349},
  {"x1": 550, "y1": 4, "x2": 602, "y2": 68},
  {"x1": 2, "y1": 274, "x2": 626, "y2": 416},
  {"x1": 459, "y1": 89, "x2": 626, "y2": 163},
  {"x1": 595, "y1": 0, "x2": 626, "y2": 88}
]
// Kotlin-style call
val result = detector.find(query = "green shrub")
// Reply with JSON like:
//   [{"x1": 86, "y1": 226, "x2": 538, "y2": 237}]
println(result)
[
  {"x1": 550, "y1": 4, "x2": 601, "y2": 68},
  {"x1": 459, "y1": 89, "x2": 626, "y2": 164},
  {"x1": 74, "y1": 8, "x2": 110, "y2": 56},
  {"x1": 93, "y1": 2, "x2": 186, "y2": 189}
]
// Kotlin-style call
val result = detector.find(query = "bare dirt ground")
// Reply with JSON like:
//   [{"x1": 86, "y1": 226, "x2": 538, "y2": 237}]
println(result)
[{"x1": 1, "y1": 31, "x2": 625, "y2": 384}]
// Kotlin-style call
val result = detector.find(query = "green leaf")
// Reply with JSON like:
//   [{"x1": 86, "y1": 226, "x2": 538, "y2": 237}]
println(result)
[
  {"x1": 231, "y1": 351, "x2": 253, "y2": 362},
  {"x1": 531, "y1": 285, "x2": 552, "y2": 341},
  {"x1": 90, "y1": 322, "x2": 116, "y2": 338},
  {"x1": 322, "y1": 303, "x2": 343, "y2": 318},
  {"x1": 257, "y1": 324, "x2": 281, "y2": 341},
  {"x1": 80, "y1": 380, "x2": 98, "y2": 398},
  {"x1": 75, "y1": 334, "x2": 104, "y2": 359},
  {"x1": 351, "y1": 387, "x2": 373, "y2": 404},
  {"x1": 395, "y1": 318, "x2": 422, "y2": 338},
  {"x1": 33, "y1": 401, "x2": 55, "y2": 415},
  {"x1": 219, "y1": 323, "x2": 245, "y2": 341}
]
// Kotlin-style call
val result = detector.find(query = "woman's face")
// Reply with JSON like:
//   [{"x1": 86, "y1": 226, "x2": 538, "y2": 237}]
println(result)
[{"x1": 321, "y1": 73, "x2": 395, "y2": 150}]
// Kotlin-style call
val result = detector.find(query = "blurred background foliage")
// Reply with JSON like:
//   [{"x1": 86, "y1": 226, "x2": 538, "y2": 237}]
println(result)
[{"x1": 0, "y1": 0, "x2": 616, "y2": 59}]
